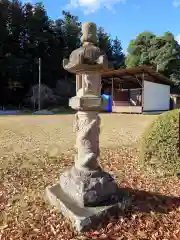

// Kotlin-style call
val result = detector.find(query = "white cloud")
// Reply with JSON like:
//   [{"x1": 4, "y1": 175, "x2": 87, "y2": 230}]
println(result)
[
  {"x1": 66, "y1": 0, "x2": 126, "y2": 14},
  {"x1": 175, "y1": 34, "x2": 180, "y2": 44},
  {"x1": 173, "y1": 0, "x2": 180, "y2": 7}
]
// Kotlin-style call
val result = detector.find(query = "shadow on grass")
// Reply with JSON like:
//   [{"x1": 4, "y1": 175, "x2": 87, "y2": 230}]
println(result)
[
  {"x1": 83, "y1": 187, "x2": 180, "y2": 232},
  {"x1": 121, "y1": 187, "x2": 180, "y2": 214}
]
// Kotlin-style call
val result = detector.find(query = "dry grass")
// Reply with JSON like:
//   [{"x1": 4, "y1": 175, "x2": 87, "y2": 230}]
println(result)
[
  {"x1": 1, "y1": 113, "x2": 180, "y2": 240},
  {"x1": 0, "y1": 113, "x2": 155, "y2": 157}
]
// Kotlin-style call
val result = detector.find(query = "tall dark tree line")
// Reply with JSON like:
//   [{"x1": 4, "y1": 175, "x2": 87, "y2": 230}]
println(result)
[{"x1": 0, "y1": 0, "x2": 125, "y2": 108}]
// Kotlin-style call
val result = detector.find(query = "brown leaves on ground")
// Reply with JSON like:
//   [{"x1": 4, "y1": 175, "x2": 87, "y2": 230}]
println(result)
[{"x1": 0, "y1": 147, "x2": 180, "y2": 240}]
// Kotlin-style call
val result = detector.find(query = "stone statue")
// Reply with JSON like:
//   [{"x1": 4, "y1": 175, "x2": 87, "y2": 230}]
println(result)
[
  {"x1": 46, "y1": 21, "x2": 124, "y2": 233},
  {"x1": 60, "y1": 21, "x2": 118, "y2": 208}
]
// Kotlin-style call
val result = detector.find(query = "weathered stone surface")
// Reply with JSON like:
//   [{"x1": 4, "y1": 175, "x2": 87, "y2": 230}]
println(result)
[
  {"x1": 59, "y1": 166, "x2": 119, "y2": 207},
  {"x1": 73, "y1": 111, "x2": 101, "y2": 171},
  {"x1": 45, "y1": 183, "x2": 129, "y2": 232},
  {"x1": 45, "y1": 21, "x2": 130, "y2": 233},
  {"x1": 63, "y1": 22, "x2": 108, "y2": 75},
  {"x1": 69, "y1": 95, "x2": 102, "y2": 111},
  {"x1": 81, "y1": 22, "x2": 98, "y2": 44}
]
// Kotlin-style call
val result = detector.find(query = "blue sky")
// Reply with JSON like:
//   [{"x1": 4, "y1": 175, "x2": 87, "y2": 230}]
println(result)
[{"x1": 23, "y1": 0, "x2": 180, "y2": 52}]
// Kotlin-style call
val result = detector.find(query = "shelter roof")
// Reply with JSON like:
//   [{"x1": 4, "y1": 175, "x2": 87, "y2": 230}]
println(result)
[{"x1": 101, "y1": 65, "x2": 172, "y2": 86}]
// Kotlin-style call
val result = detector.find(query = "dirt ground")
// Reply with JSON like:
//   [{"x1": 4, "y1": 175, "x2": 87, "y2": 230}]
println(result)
[
  {"x1": 0, "y1": 113, "x2": 155, "y2": 158},
  {"x1": 1, "y1": 113, "x2": 180, "y2": 240}
]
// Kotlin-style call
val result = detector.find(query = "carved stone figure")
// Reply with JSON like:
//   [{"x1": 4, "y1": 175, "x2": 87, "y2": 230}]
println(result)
[{"x1": 73, "y1": 111, "x2": 100, "y2": 171}]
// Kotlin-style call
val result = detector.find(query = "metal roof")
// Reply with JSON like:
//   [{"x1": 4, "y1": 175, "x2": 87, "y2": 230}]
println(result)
[{"x1": 101, "y1": 65, "x2": 172, "y2": 86}]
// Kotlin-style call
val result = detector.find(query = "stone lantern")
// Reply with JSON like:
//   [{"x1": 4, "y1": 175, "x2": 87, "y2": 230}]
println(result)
[{"x1": 46, "y1": 22, "x2": 127, "y2": 232}]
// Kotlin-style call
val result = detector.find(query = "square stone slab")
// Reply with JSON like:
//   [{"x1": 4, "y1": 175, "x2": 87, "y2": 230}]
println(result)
[{"x1": 45, "y1": 183, "x2": 129, "y2": 232}]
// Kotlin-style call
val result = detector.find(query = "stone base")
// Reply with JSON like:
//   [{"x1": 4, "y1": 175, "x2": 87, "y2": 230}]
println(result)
[
  {"x1": 59, "y1": 166, "x2": 119, "y2": 207},
  {"x1": 45, "y1": 183, "x2": 129, "y2": 232}
]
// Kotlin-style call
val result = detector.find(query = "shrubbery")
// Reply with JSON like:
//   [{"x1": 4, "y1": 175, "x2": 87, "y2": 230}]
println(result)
[{"x1": 139, "y1": 110, "x2": 180, "y2": 176}]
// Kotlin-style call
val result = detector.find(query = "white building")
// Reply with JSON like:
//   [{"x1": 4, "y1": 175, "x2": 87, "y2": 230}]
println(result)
[{"x1": 102, "y1": 65, "x2": 171, "y2": 113}]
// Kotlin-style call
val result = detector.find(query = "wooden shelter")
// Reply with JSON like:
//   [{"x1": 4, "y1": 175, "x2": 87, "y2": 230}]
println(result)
[{"x1": 101, "y1": 65, "x2": 172, "y2": 113}]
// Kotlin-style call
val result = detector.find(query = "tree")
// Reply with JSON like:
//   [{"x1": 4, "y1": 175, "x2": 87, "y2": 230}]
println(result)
[
  {"x1": 97, "y1": 27, "x2": 113, "y2": 61},
  {"x1": 0, "y1": 1, "x2": 125, "y2": 108},
  {"x1": 125, "y1": 31, "x2": 155, "y2": 67},
  {"x1": 60, "y1": 11, "x2": 81, "y2": 57},
  {"x1": 112, "y1": 36, "x2": 125, "y2": 69},
  {"x1": 27, "y1": 84, "x2": 57, "y2": 109},
  {"x1": 97, "y1": 28, "x2": 124, "y2": 68},
  {"x1": 125, "y1": 31, "x2": 180, "y2": 90}
]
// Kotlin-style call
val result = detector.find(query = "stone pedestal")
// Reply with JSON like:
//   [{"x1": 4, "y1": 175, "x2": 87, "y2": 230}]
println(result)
[
  {"x1": 60, "y1": 166, "x2": 118, "y2": 207},
  {"x1": 46, "y1": 183, "x2": 129, "y2": 232}
]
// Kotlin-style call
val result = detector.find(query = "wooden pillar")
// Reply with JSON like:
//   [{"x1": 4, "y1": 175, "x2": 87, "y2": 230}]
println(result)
[
  {"x1": 111, "y1": 77, "x2": 114, "y2": 110},
  {"x1": 179, "y1": 112, "x2": 180, "y2": 156},
  {"x1": 142, "y1": 72, "x2": 144, "y2": 113},
  {"x1": 174, "y1": 97, "x2": 177, "y2": 109}
]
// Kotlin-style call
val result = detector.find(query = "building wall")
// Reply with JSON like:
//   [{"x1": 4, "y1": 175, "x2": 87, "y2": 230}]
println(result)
[{"x1": 143, "y1": 81, "x2": 170, "y2": 111}]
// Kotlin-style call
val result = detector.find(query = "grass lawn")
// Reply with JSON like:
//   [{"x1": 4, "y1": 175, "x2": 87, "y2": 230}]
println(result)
[{"x1": 0, "y1": 113, "x2": 180, "y2": 239}]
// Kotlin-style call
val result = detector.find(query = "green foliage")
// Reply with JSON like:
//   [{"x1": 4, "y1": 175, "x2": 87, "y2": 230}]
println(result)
[
  {"x1": 97, "y1": 28, "x2": 125, "y2": 68},
  {"x1": 97, "y1": 27, "x2": 112, "y2": 60},
  {"x1": 0, "y1": 1, "x2": 125, "y2": 107},
  {"x1": 139, "y1": 110, "x2": 180, "y2": 176},
  {"x1": 125, "y1": 32, "x2": 155, "y2": 67},
  {"x1": 112, "y1": 37, "x2": 125, "y2": 69},
  {"x1": 125, "y1": 31, "x2": 180, "y2": 90}
]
